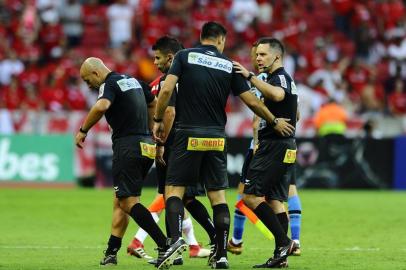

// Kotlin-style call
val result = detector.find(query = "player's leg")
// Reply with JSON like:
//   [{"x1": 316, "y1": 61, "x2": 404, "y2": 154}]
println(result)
[
  {"x1": 184, "y1": 185, "x2": 216, "y2": 243},
  {"x1": 183, "y1": 188, "x2": 213, "y2": 258},
  {"x1": 156, "y1": 131, "x2": 198, "y2": 269},
  {"x1": 127, "y1": 194, "x2": 165, "y2": 259},
  {"x1": 243, "y1": 140, "x2": 296, "y2": 268},
  {"x1": 112, "y1": 139, "x2": 168, "y2": 252},
  {"x1": 228, "y1": 147, "x2": 254, "y2": 254},
  {"x1": 288, "y1": 183, "x2": 302, "y2": 255},
  {"x1": 181, "y1": 210, "x2": 210, "y2": 258},
  {"x1": 204, "y1": 150, "x2": 230, "y2": 269},
  {"x1": 100, "y1": 197, "x2": 129, "y2": 266},
  {"x1": 228, "y1": 182, "x2": 246, "y2": 254}
]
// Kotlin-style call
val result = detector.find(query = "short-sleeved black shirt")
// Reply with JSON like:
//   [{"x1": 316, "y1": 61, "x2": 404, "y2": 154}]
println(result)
[
  {"x1": 153, "y1": 73, "x2": 176, "y2": 145},
  {"x1": 157, "y1": 74, "x2": 176, "y2": 107},
  {"x1": 98, "y1": 71, "x2": 155, "y2": 141},
  {"x1": 168, "y1": 44, "x2": 249, "y2": 130},
  {"x1": 258, "y1": 67, "x2": 298, "y2": 140}
]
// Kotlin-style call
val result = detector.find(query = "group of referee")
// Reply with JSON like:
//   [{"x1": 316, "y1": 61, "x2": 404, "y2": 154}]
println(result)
[{"x1": 75, "y1": 21, "x2": 299, "y2": 269}]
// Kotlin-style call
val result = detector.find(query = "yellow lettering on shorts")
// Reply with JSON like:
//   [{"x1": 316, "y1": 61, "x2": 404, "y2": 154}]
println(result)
[
  {"x1": 187, "y1": 137, "x2": 225, "y2": 151},
  {"x1": 140, "y1": 142, "x2": 156, "y2": 159},
  {"x1": 283, "y1": 149, "x2": 297, "y2": 164}
]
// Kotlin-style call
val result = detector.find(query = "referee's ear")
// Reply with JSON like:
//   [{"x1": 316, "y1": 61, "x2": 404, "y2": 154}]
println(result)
[{"x1": 167, "y1": 53, "x2": 174, "y2": 62}]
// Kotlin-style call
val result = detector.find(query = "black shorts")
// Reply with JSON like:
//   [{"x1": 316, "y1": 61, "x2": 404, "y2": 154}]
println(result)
[
  {"x1": 166, "y1": 128, "x2": 228, "y2": 191},
  {"x1": 240, "y1": 148, "x2": 254, "y2": 183},
  {"x1": 244, "y1": 138, "x2": 297, "y2": 201},
  {"x1": 112, "y1": 136, "x2": 155, "y2": 198},
  {"x1": 157, "y1": 144, "x2": 206, "y2": 196},
  {"x1": 185, "y1": 182, "x2": 206, "y2": 197},
  {"x1": 289, "y1": 163, "x2": 297, "y2": 186}
]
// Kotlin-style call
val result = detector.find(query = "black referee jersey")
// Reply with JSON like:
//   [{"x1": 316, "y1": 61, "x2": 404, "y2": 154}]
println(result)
[
  {"x1": 168, "y1": 44, "x2": 249, "y2": 130},
  {"x1": 258, "y1": 67, "x2": 298, "y2": 140},
  {"x1": 97, "y1": 71, "x2": 154, "y2": 141}
]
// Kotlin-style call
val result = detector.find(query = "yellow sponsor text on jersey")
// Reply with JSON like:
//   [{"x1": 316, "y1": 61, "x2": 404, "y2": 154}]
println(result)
[
  {"x1": 140, "y1": 142, "x2": 156, "y2": 159},
  {"x1": 187, "y1": 137, "x2": 225, "y2": 151},
  {"x1": 283, "y1": 149, "x2": 297, "y2": 163}
]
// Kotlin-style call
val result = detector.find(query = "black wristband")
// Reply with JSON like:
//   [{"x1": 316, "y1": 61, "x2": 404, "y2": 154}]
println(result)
[
  {"x1": 79, "y1": 127, "x2": 88, "y2": 134},
  {"x1": 156, "y1": 142, "x2": 164, "y2": 146},
  {"x1": 153, "y1": 116, "x2": 163, "y2": 122},
  {"x1": 247, "y1": 72, "x2": 255, "y2": 81}
]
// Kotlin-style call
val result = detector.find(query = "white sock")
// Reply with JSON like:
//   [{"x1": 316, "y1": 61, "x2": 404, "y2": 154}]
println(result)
[
  {"x1": 134, "y1": 212, "x2": 160, "y2": 243},
  {"x1": 231, "y1": 237, "x2": 243, "y2": 245},
  {"x1": 182, "y1": 217, "x2": 198, "y2": 246}
]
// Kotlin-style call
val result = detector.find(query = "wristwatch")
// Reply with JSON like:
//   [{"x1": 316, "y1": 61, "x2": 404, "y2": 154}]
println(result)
[
  {"x1": 270, "y1": 118, "x2": 279, "y2": 127},
  {"x1": 79, "y1": 127, "x2": 88, "y2": 134},
  {"x1": 247, "y1": 72, "x2": 255, "y2": 81},
  {"x1": 153, "y1": 116, "x2": 163, "y2": 122}
]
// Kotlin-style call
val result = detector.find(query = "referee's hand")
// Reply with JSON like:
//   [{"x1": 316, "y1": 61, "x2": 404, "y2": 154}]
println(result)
[
  {"x1": 152, "y1": 121, "x2": 166, "y2": 144},
  {"x1": 75, "y1": 131, "x2": 87, "y2": 149},
  {"x1": 155, "y1": 146, "x2": 166, "y2": 166},
  {"x1": 274, "y1": 118, "x2": 295, "y2": 136}
]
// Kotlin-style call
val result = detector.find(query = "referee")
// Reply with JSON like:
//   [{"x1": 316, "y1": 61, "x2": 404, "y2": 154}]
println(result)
[
  {"x1": 151, "y1": 36, "x2": 216, "y2": 257},
  {"x1": 233, "y1": 38, "x2": 299, "y2": 268},
  {"x1": 75, "y1": 57, "x2": 169, "y2": 267},
  {"x1": 153, "y1": 22, "x2": 295, "y2": 269}
]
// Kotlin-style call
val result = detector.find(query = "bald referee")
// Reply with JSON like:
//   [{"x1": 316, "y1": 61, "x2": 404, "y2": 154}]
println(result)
[{"x1": 75, "y1": 57, "x2": 170, "y2": 268}]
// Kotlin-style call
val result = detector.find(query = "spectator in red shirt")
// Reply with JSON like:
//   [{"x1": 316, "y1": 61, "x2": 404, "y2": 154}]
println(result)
[
  {"x1": 65, "y1": 76, "x2": 87, "y2": 111},
  {"x1": 40, "y1": 74, "x2": 67, "y2": 112},
  {"x1": 1, "y1": 76, "x2": 23, "y2": 110},
  {"x1": 388, "y1": 79, "x2": 406, "y2": 115},
  {"x1": 344, "y1": 58, "x2": 370, "y2": 96},
  {"x1": 21, "y1": 83, "x2": 43, "y2": 111}
]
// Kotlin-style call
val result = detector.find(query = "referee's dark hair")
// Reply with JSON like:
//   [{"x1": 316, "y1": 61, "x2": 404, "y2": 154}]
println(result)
[
  {"x1": 201, "y1": 21, "x2": 227, "y2": 40},
  {"x1": 257, "y1": 37, "x2": 285, "y2": 56},
  {"x1": 152, "y1": 36, "x2": 184, "y2": 55}
]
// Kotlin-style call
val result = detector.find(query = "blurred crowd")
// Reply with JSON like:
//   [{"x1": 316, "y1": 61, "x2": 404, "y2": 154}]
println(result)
[{"x1": 0, "y1": 0, "x2": 405, "y2": 119}]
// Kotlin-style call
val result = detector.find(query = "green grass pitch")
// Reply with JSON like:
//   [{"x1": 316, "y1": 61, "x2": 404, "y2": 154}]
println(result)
[{"x1": 1, "y1": 188, "x2": 405, "y2": 270}]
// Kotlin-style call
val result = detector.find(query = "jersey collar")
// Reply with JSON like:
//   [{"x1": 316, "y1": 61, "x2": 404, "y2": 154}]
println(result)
[
  {"x1": 197, "y1": 44, "x2": 218, "y2": 52},
  {"x1": 268, "y1": 67, "x2": 284, "y2": 76}
]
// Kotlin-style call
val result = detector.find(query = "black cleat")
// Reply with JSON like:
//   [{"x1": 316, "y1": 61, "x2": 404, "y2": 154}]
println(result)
[
  {"x1": 156, "y1": 238, "x2": 187, "y2": 269},
  {"x1": 211, "y1": 257, "x2": 229, "y2": 269},
  {"x1": 100, "y1": 252, "x2": 117, "y2": 266},
  {"x1": 207, "y1": 243, "x2": 217, "y2": 266},
  {"x1": 253, "y1": 240, "x2": 297, "y2": 268},
  {"x1": 253, "y1": 258, "x2": 288, "y2": 268},
  {"x1": 148, "y1": 256, "x2": 183, "y2": 266}
]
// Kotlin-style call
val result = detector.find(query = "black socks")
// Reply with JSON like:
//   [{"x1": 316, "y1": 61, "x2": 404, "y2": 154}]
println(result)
[
  {"x1": 213, "y1": 203, "x2": 230, "y2": 259},
  {"x1": 253, "y1": 202, "x2": 290, "y2": 247},
  {"x1": 165, "y1": 196, "x2": 184, "y2": 242},
  {"x1": 276, "y1": 212, "x2": 289, "y2": 234},
  {"x1": 129, "y1": 203, "x2": 167, "y2": 248},
  {"x1": 185, "y1": 198, "x2": 216, "y2": 244},
  {"x1": 106, "y1": 235, "x2": 121, "y2": 255}
]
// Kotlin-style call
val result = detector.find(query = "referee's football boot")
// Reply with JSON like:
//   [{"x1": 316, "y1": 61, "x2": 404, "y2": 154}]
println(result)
[
  {"x1": 211, "y1": 257, "x2": 230, "y2": 269},
  {"x1": 156, "y1": 238, "x2": 187, "y2": 269},
  {"x1": 207, "y1": 243, "x2": 217, "y2": 266},
  {"x1": 100, "y1": 251, "x2": 117, "y2": 266},
  {"x1": 253, "y1": 240, "x2": 297, "y2": 268},
  {"x1": 148, "y1": 255, "x2": 184, "y2": 266},
  {"x1": 253, "y1": 258, "x2": 288, "y2": 268}
]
